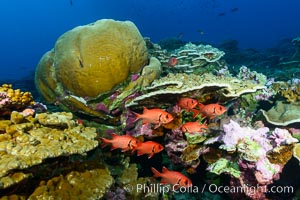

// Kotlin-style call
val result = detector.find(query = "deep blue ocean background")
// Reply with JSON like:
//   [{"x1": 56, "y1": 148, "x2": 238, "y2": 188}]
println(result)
[{"x1": 0, "y1": 0, "x2": 300, "y2": 80}]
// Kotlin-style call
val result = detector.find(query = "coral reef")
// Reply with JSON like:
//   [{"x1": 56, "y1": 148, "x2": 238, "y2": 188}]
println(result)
[
  {"x1": 206, "y1": 120, "x2": 297, "y2": 199},
  {"x1": 35, "y1": 19, "x2": 152, "y2": 124},
  {"x1": 36, "y1": 19, "x2": 148, "y2": 99},
  {"x1": 126, "y1": 72, "x2": 265, "y2": 108},
  {"x1": 292, "y1": 37, "x2": 300, "y2": 61},
  {"x1": 260, "y1": 101, "x2": 300, "y2": 126},
  {"x1": 149, "y1": 42, "x2": 225, "y2": 75},
  {"x1": 0, "y1": 84, "x2": 34, "y2": 116},
  {"x1": 28, "y1": 167, "x2": 113, "y2": 199},
  {"x1": 0, "y1": 111, "x2": 98, "y2": 189}
]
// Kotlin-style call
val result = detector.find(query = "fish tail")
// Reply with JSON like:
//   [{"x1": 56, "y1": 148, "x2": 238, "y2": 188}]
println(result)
[
  {"x1": 132, "y1": 111, "x2": 142, "y2": 123},
  {"x1": 131, "y1": 143, "x2": 141, "y2": 153},
  {"x1": 100, "y1": 138, "x2": 111, "y2": 148},
  {"x1": 191, "y1": 108, "x2": 200, "y2": 118},
  {"x1": 151, "y1": 167, "x2": 162, "y2": 178}
]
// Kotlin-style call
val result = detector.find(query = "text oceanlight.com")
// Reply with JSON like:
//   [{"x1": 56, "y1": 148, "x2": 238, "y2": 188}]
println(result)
[{"x1": 123, "y1": 183, "x2": 294, "y2": 195}]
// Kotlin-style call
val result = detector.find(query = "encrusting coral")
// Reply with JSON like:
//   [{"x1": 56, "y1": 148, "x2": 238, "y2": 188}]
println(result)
[{"x1": 27, "y1": 167, "x2": 113, "y2": 199}]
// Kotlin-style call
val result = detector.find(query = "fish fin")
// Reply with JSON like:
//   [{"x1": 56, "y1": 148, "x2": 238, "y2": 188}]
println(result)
[
  {"x1": 162, "y1": 166, "x2": 169, "y2": 173},
  {"x1": 198, "y1": 103, "x2": 205, "y2": 110},
  {"x1": 132, "y1": 111, "x2": 142, "y2": 123},
  {"x1": 191, "y1": 109, "x2": 200, "y2": 118},
  {"x1": 151, "y1": 167, "x2": 162, "y2": 178},
  {"x1": 136, "y1": 150, "x2": 144, "y2": 156},
  {"x1": 100, "y1": 138, "x2": 110, "y2": 148},
  {"x1": 110, "y1": 146, "x2": 118, "y2": 151},
  {"x1": 111, "y1": 133, "x2": 118, "y2": 139},
  {"x1": 160, "y1": 178, "x2": 168, "y2": 184},
  {"x1": 148, "y1": 153, "x2": 154, "y2": 159},
  {"x1": 121, "y1": 148, "x2": 129, "y2": 152},
  {"x1": 153, "y1": 123, "x2": 161, "y2": 129},
  {"x1": 143, "y1": 107, "x2": 150, "y2": 113}
]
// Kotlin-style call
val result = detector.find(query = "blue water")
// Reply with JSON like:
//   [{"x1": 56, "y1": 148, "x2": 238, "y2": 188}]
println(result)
[{"x1": 0, "y1": 0, "x2": 300, "y2": 80}]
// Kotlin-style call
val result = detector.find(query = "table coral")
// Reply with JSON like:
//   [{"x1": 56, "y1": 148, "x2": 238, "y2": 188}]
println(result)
[
  {"x1": 260, "y1": 101, "x2": 300, "y2": 126},
  {"x1": 126, "y1": 72, "x2": 265, "y2": 108},
  {"x1": 0, "y1": 111, "x2": 98, "y2": 189},
  {"x1": 149, "y1": 42, "x2": 225, "y2": 75}
]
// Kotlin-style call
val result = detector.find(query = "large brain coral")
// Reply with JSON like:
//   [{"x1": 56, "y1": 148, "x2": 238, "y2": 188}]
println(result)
[{"x1": 35, "y1": 19, "x2": 148, "y2": 101}]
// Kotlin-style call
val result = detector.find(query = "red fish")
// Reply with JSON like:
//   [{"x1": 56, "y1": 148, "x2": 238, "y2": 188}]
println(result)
[
  {"x1": 101, "y1": 134, "x2": 140, "y2": 152},
  {"x1": 168, "y1": 57, "x2": 178, "y2": 67},
  {"x1": 134, "y1": 107, "x2": 174, "y2": 128},
  {"x1": 177, "y1": 98, "x2": 198, "y2": 110},
  {"x1": 181, "y1": 120, "x2": 208, "y2": 133},
  {"x1": 151, "y1": 166, "x2": 193, "y2": 188},
  {"x1": 198, "y1": 103, "x2": 227, "y2": 119},
  {"x1": 133, "y1": 141, "x2": 164, "y2": 159}
]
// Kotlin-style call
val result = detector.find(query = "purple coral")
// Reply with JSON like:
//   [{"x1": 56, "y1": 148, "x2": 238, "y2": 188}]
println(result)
[
  {"x1": 105, "y1": 187, "x2": 126, "y2": 200},
  {"x1": 165, "y1": 128, "x2": 188, "y2": 166}
]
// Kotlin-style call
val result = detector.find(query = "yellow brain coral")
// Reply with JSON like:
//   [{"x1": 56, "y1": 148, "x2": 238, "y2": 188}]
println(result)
[{"x1": 35, "y1": 19, "x2": 148, "y2": 101}]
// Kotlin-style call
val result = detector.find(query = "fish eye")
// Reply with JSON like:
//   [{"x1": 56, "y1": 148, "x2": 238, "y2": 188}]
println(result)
[
  {"x1": 184, "y1": 180, "x2": 188, "y2": 185},
  {"x1": 220, "y1": 107, "x2": 223, "y2": 110},
  {"x1": 166, "y1": 115, "x2": 169, "y2": 119}
]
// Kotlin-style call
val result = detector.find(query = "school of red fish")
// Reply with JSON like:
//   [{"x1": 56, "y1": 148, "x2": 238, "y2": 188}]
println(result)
[{"x1": 101, "y1": 97, "x2": 227, "y2": 187}]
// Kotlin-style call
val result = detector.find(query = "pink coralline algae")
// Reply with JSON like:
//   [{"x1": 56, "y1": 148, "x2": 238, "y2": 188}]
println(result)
[
  {"x1": 0, "y1": 92, "x2": 10, "y2": 109},
  {"x1": 207, "y1": 120, "x2": 298, "y2": 199},
  {"x1": 269, "y1": 128, "x2": 298, "y2": 146}
]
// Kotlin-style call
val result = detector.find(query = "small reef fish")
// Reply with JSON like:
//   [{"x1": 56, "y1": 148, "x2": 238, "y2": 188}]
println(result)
[
  {"x1": 217, "y1": 12, "x2": 225, "y2": 17},
  {"x1": 198, "y1": 103, "x2": 227, "y2": 119},
  {"x1": 101, "y1": 134, "x2": 140, "y2": 152},
  {"x1": 197, "y1": 29, "x2": 205, "y2": 35},
  {"x1": 134, "y1": 107, "x2": 174, "y2": 128},
  {"x1": 177, "y1": 98, "x2": 198, "y2": 110},
  {"x1": 177, "y1": 32, "x2": 184, "y2": 39},
  {"x1": 151, "y1": 167, "x2": 193, "y2": 188},
  {"x1": 181, "y1": 120, "x2": 208, "y2": 133},
  {"x1": 168, "y1": 57, "x2": 178, "y2": 67},
  {"x1": 230, "y1": 7, "x2": 239, "y2": 12},
  {"x1": 133, "y1": 141, "x2": 164, "y2": 159}
]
